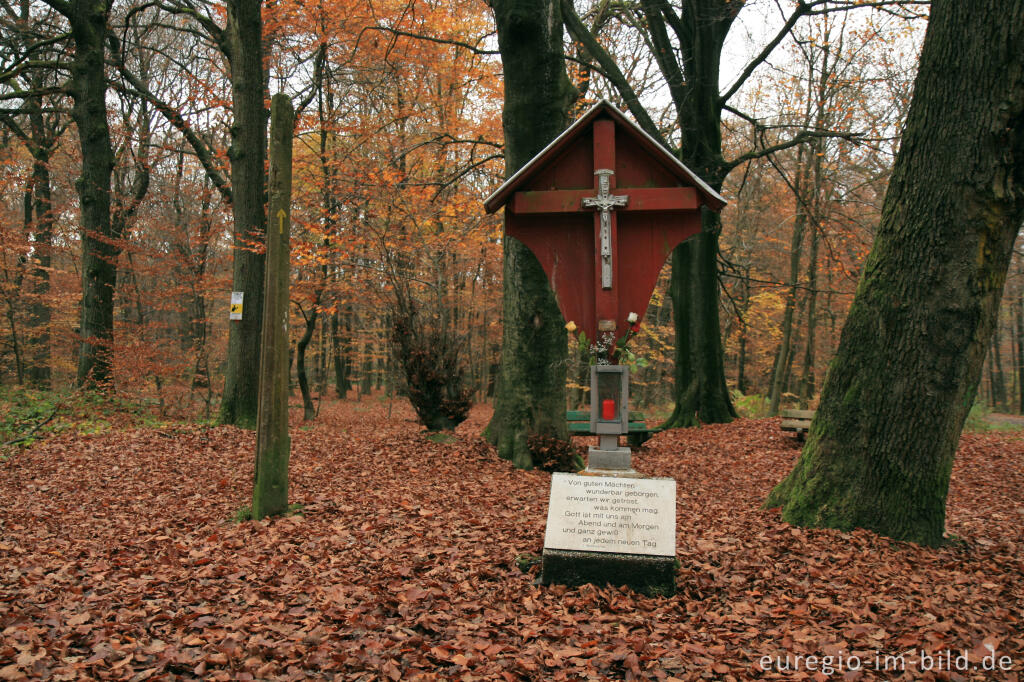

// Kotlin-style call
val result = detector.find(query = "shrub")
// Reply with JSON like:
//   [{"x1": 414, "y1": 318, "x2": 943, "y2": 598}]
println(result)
[{"x1": 528, "y1": 434, "x2": 584, "y2": 472}]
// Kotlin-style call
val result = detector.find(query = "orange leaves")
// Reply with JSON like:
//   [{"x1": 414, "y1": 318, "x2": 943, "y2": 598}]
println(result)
[{"x1": 2, "y1": 403, "x2": 1023, "y2": 679}]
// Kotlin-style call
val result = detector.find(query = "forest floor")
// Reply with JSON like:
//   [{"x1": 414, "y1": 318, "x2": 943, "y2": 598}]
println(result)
[
  {"x1": 1, "y1": 398, "x2": 1022, "y2": 681},
  {"x1": 985, "y1": 413, "x2": 1024, "y2": 429}
]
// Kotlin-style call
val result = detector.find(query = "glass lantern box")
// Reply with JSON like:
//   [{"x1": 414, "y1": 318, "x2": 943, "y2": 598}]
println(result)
[{"x1": 589, "y1": 365, "x2": 629, "y2": 434}]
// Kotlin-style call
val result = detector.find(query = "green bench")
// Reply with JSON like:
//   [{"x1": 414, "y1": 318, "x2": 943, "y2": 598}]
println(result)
[
  {"x1": 780, "y1": 409, "x2": 815, "y2": 441},
  {"x1": 566, "y1": 410, "x2": 663, "y2": 448}
]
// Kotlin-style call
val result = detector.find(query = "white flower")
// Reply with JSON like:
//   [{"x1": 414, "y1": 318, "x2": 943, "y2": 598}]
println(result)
[{"x1": 626, "y1": 312, "x2": 639, "y2": 324}]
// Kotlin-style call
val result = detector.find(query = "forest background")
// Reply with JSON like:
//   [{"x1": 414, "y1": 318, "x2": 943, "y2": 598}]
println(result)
[{"x1": 1, "y1": 0, "x2": 1018, "y2": 430}]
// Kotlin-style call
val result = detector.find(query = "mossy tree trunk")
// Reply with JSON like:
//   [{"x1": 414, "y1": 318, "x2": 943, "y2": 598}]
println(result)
[
  {"x1": 766, "y1": 0, "x2": 1024, "y2": 546},
  {"x1": 485, "y1": 0, "x2": 575, "y2": 468},
  {"x1": 219, "y1": 0, "x2": 267, "y2": 428}
]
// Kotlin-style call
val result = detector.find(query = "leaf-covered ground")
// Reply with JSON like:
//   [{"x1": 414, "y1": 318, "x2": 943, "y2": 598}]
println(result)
[{"x1": 1, "y1": 400, "x2": 1022, "y2": 681}]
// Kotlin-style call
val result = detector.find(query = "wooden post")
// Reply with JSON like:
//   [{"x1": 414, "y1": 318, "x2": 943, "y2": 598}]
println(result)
[{"x1": 252, "y1": 94, "x2": 293, "y2": 519}]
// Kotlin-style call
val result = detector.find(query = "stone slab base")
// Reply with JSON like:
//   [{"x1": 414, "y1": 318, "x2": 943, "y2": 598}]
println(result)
[
  {"x1": 540, "y1": 548, "x2": 676, "y2": 596},
  {"x1": 587, "y1": 445, "x2": 632, "y2": 470}
]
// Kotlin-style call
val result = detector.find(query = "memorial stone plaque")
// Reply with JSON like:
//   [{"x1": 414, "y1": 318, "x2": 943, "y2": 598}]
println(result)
[{"x1": 544, "y1": 473, "x2": 676, "y2": 557}]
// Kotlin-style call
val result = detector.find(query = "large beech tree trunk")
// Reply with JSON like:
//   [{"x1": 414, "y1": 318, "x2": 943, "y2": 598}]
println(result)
[
  {"x1": 219, "y1": 0, "x2": 267, "y2": 428},
  {"x1": 663, "y1": 212, "x2": 735, "y2": 427},
  {"x1": 654, "y1": 0, "x2": 737, "y2": 428},
  {"x1": 1016, "y1": 293, "x2": 1024, "y2": 414},
  {"x1": 61, "y1": 0, "x2": 117, "y2": 387},
  {"x1": 484, "y1": 0, "x2": 575, "y2": 468},
  {"x1": 766, "y1": 0, "x2": 1024, "y2": 546}
]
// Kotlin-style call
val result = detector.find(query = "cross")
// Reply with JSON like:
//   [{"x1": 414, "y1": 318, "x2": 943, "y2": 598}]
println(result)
[
  {"x1": 490, "y1": 113, "x2": 709, "y2": 345},
  {"x1": 582, "y1": 169, "x2": 628, "y2": 289}
]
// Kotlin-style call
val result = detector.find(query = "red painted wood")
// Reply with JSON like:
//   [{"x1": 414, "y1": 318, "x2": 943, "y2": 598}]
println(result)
[
  {"x1": 507, "y1": 210, "x2": 701, "y2": 344},
  {"x1": 513, "y1": 189, "x2": 592, "y2": 214},
  {"x1": 484, "y1": 101, "x2": 726, "y2": 212},
  {"x1": 622, "y1": 187, "x2": 698, "y2": 211},
  {"x1": 512, "y1": 187, "x2": 698, "y2": 214},
  {"x1": 501, "y1": 111, "x2": 716, "y2": 344},
  {"x1": 594, "y1": 119, "x2": 615, "y2": 171}
]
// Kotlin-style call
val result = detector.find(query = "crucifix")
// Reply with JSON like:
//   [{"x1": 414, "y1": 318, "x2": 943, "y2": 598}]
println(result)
[
  {"x1": 484, "y1": 102, "x2": 724, "y2": 346},
  {"x1": 483, "y1": 100, "x2": 726, "y2": 595},
  {"x1": 582, "y1": 169, "x2": 628, "y2": 290}
]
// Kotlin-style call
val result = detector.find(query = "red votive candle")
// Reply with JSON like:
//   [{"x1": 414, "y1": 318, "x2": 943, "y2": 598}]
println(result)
[{"x1": 601, "y1": 399, "x2": 616, "y2": 421}]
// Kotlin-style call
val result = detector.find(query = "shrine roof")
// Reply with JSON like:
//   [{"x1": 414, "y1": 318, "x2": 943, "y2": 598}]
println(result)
[{"x1": 484, "y1": 99, "x2": 727, "y2": 213}]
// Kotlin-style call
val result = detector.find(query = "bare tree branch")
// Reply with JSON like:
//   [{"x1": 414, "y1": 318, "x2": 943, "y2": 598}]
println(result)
[
  {"x1": 560, "y1": 0, "x2": 663, "y2": 141},
  {"x1": 719, "y1": 0, "x2": 812, "y2": 106},
  {"x1": 363, "y1": 25, "x2": 499, "y2": 56},
  {"x1": 723, "y1": 128, "x2": 861, "y2": 173},
  {"x1": 110, "y1": 40, "x2": 232, "y2": 203}
]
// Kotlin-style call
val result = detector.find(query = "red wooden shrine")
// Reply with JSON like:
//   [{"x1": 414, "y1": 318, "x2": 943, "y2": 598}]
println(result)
[{"x1": 484, "y1": 100, "x2": 726, "y2": 344}]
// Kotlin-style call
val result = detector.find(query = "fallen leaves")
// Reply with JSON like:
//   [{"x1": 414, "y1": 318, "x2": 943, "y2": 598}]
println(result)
[{"x1": 0, "y1": 402, "x2": 1022, "y2": 680}]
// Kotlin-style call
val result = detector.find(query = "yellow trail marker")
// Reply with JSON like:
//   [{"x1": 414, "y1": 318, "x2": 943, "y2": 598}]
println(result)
[{"x1": 277, "y1": 208, "x2": 287, "y2": 234}]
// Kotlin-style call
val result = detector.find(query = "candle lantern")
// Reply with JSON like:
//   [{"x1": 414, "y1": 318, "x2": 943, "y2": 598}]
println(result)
[{"x1": 589, "y1": 365, "x2": 629, "y2": 434}]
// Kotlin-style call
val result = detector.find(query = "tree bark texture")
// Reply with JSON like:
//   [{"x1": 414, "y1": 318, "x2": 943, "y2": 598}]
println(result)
[
  {"x1": 24, "y1": 96, "x2": 55, "y2": 388},
  {"x1": 485, "y1": 0, "x2": 575, "y2": 468},
  {"x1": 663, "y1": 213, "x2": 736, "y2": 426},
  {"x1": 219, "y1": 0, "x2": 267, "y2": 428},
  {"x1": 1016, "y1": 293, "x2": 1024, "y2": 414},
  {"x1": 65, "y1": 0, "x2": 116, "y2": 388},
  {"x1": 766, "y1": 0, "x2": 1024, "y2": 546}
]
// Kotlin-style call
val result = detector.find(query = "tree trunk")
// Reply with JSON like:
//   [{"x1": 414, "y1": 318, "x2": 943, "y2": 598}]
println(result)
[
  {"x1": 663, "y1": 214, "x2": 736, "y2": 426},
  {"x1": 1010, "y1": 300, "x2": 1019, "y2": 412},
  {"x1": 219, "y1": 0, "x2": 267, "y2": 428},
  {"x1": 25, "y1": 116, "x2": 53, "y2": 388},
  {"x1": 359, "y1": 341, "x2": 373, "y2": 396},
  {"x1": 990, "y1": 327, "x2": 1008, "y2": 411},
  {"x1": 799, "y1": 223, "x2": 819, "y2": 409},
  {"x1": 766, "y1": 0, "x2": 1024, "y2": 546},
  {"x1": 658, "y1": 0, "x2": 737, "y2": 427},
  {"x1": 66, "y1": 0, "x2": 117, "y2": 388},
  {"x1": 484, "y1": 0, "x2": 575, "y2": 468},
  {"x1": 769, "y1": 152, "x2": 807, "y2": 415},
  {"x1": 296, "y1": 297, "x2": 320, "y2": 421},
  {"x1": 735, "y1": 267, "x2": 750, "y2": 395},
  {"x1": 331, "y1": 307, "x2": 352, "y2": 398},
  {"x1": 1016, "y1": 292, "x2": 1024, "y2": 414}
]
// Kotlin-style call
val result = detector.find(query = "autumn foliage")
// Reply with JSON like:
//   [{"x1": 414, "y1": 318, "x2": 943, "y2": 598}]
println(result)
[{"x1": 2, "y1": 402, "x2": 1022, "y2": 680}]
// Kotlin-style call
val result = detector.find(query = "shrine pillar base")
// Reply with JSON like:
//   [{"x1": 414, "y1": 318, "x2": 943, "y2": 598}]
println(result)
[
  {"x1": 586, "y1": 439, "x2": 634, "y2": 473},
  {"x1": 540, "y1": 549, "x2": 676, "y2": 597}
]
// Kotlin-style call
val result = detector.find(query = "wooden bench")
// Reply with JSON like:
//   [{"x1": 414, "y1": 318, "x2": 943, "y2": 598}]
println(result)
[
  {"x1": 566, "y1": 410, "x2": 663, "y2": 448},
  {"x1": 780, "y1": 409, "x2": 815, "y2": 441}
]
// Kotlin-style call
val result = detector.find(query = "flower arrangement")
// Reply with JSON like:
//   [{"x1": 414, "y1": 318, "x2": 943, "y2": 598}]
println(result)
[{"x1": 566, "y1": 312, "x2": 648, "y2": 369}]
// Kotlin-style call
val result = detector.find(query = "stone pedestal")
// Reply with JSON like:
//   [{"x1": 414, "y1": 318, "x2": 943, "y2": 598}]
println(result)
[
  {"x1": 585, "y1": 432, "x2": 630, "y2": 471},
  {"x1": 586, "y1": 433, "x2": 635, "y2": 473},
  {"x1": 540, "y1": 472, "x2": 677, "y2": 596}
]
